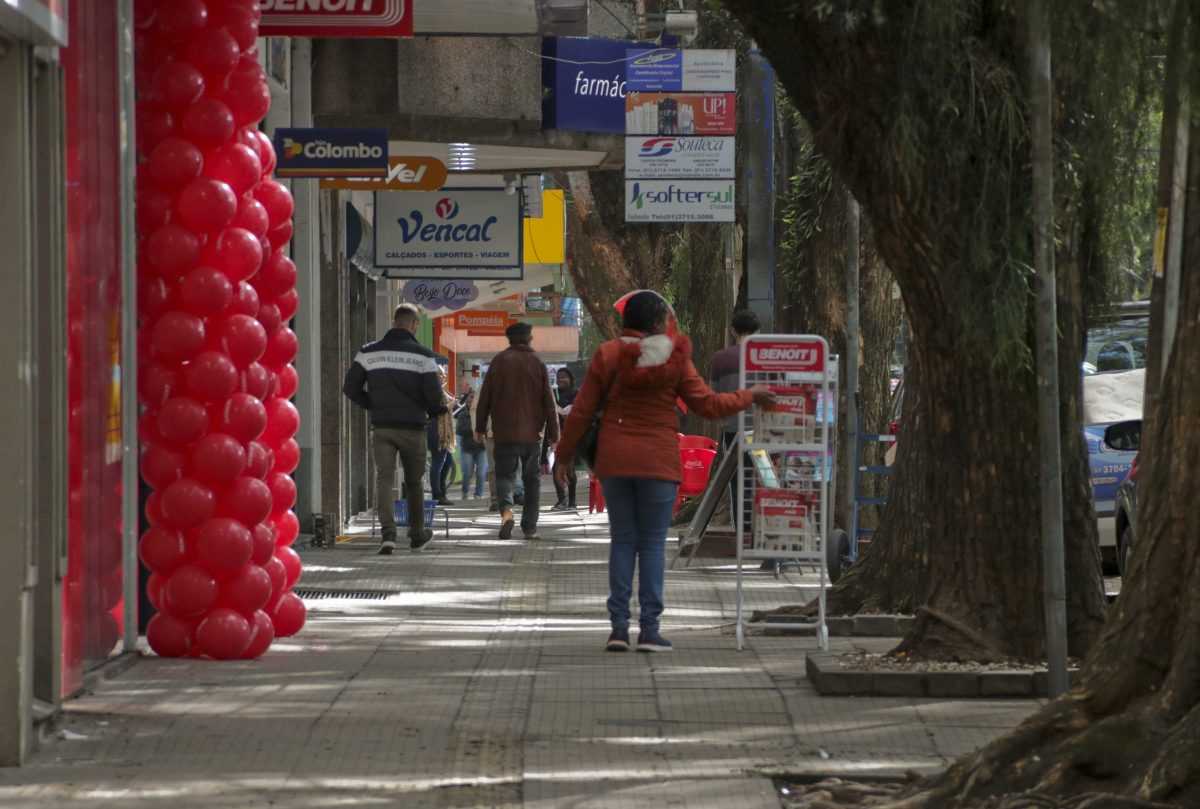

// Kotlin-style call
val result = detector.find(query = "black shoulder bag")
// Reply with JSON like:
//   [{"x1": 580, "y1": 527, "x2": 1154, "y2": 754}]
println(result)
[{"x1": 576, "y1": 373, "x2": 616, "y2": 471}]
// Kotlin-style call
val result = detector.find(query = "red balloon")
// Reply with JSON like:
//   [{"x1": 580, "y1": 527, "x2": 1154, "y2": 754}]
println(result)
[
  {"x1": 165, "y1": 564, "x2": 219, "y2": 617},
  {"x1": 196, "y1": 607, "x2": 252, "y2": 660},
  {"x1": 145, "y1": 490, "x2": 169, "y2": 526},
  {"x1": 274, "y1": 289, "x2": 299, "y2": 322},
  {"x1": 196, "y1": 517, "x2": 254, "y2": 573},
  {"x1": 267, "y1": 472, "x2": 297, "y2": 516},
  {"x1": 140, "y1": 442, "x2": 188, "y2": 489},
  {"x1": 211, "y1": 226, "x2": 263, "y2": 282},
  {"x1": 157, "y1": 396, "x2": 211, "y2": 445},
  {"x1": 151, "y1": 310, "x2": 206, "y2": 364},
  {"x1": 256, "y1": 302, "x2": 282, "y2": 336},
  {"x1": 138, "y1": 408, "x2": 165, "y2": 445},
  {"x1": 232, "y1": 55, "x2": 267, "y2": 85},
  {"x1": 148, "y1": 137, "x2": 204, "y2": 191},
  {"x1": 177, "y1": 177, "x2": 237, "y2": 233},
  {"x1": 276, "y1": 544, "x2": 302, "y2": 588},
  {"x1": 262, "y1": 397, "x2": 300, "y2": 446},
  {"x1": 139, "y1": 361, "x2": 181, "y2": 406},
  {"x1": 254, "y1": 180, "x2": 294, "y2": 226},
  {"x1": 217, "y1": 392, "x2": 267, "y2": 442},
  {"x1": 184, "y1": 350, "x2": 239, "y2": 403},
  {"x1": 251, "y1": 129, "x2": 276, "y2": 176},
  {"x1": 152, "y1": 60, "x2": 205, "y2": 110},
  {"x1": 219, "y1": 477, "x2": 273, "y2": 526},
  {"x1": 224, "y1": 71, "x2": 271, "y2": 127},
  {"x1": 250, "y1": 522, "x2": 276, "y2": 565},
  {"x1": 146, "y1": 571, "x2": 167, "y2": 610},
  {"x1": 214, "y1": 313, "x2": 267, "y2": 366},
  {"x1": 231, "y1": 195, "x2": 269, "y2": 238},
  {"x1": 261, "y1": 327, "x2": 298, "y2": 371},
  {"x1": 180, "y1": 98, "x2": 234, "y2": 148},
  {"x1": 136, "y1": 104, "x2": 175, "y2": 155},
  {"x1": 238, "y1": 362, "x2": 271, "y2": 399},
  {"x1": 179, "y1": 266, "x2": 233, "y2": 316},
  {"x1": 275, "y1": 365, "x2": 299, "y2": 399},
  {"x1": 263, "y1": 555, "x2": 287, "y2": 600},
  {"x1": 269, "y1": 591, "x2": 306, "y2": 638},
  {"x1": 186, "y1": 28, "x2": 241, "y2": 79},
  {"x1": 220, "y1": 563, "x2": 272, "y2": 616},
  {"x1": 147, "y1": 612, "x2": 195, "y2": 658},
  {"x1": 156, "y1": 0, "x2": 208, "y2": 42},
  {"x1": 138, "y1": 525, "x2": 189, "y2": 575},
  {"x1": 255, "y1": 250, "x2": 296, "y2": 298},
  {"x1": 136, "y1": 185, "x2": 174, "y2": 235},
  {"x1": 267, "y1": 220, "x2": 293, "y2": 251},
  {"x1": 145, "y1": 224, "x2": 201, "y2": 279},
  {"x1": 203, "y1": 142, "x2": 261, "y2": 195},
  {"x1": 229, "y1": 280, "x2": 260, "y2": 317},
  {"x1": 138, "y1": 276, "x2": 176, "y2": 320},
  {"x1": 273, "y1": 438, "x2": 300, "y2": 474},
  {"x1": 245, "y1": 440, "x2": 274, "y2": 479},
  {"x1": 160, "y1": 477, "x2": 216, "y2": 529},
  {"x1": 218, "y1": 5, "x2": 260, "y2": 51},
  {"x1": 190, "y1": 432, "x2": 247, "y2": 483},
  {"x1": 240, "y1": 609, "x2": 275, "y2": 659},
  {"x1": 273, "y1": 510, "x2": 300, "y2": 547}
]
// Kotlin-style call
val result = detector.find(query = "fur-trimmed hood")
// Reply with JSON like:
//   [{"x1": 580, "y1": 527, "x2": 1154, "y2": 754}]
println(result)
[{"x1": 616, "y1": 331, "x2": 692, "y2": 390}]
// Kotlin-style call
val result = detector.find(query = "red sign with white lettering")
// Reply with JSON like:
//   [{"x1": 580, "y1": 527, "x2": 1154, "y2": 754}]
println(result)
[
  {"x1": 258, "y1": 0, "x2": 413, "y2": 38},
  {"x1": 742, "y1": 339, "x2": 826, "y2": 373}
]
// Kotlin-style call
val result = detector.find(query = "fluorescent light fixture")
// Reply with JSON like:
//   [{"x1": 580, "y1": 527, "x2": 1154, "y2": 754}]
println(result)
[{"x1": 447, "y1": 142, "x2": 476, "y2": 171}]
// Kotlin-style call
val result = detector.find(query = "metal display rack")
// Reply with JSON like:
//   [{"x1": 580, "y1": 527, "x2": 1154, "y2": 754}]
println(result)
[{"x1": 735, "y1": 335, "x2": 838, "y2": 651}]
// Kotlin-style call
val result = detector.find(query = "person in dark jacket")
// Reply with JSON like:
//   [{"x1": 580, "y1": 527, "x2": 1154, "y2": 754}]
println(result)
[{"x1": 343, "y1": 304, "x2": 447, "y2": 555}]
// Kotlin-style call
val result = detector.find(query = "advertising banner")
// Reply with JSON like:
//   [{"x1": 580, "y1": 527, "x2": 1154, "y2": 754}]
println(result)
[
  {"x1": 375, "y1": 189, "x2": 523, "y2": 279},
  {"x1": 398, "y1": 265, "x2": 555, "y2": 313},
  {"x1": 258, "y1": 0, "x2": 413, "y2": 38},
  {"x1": 626, "y1": 49, "x2": 736, "y2": 92},
  {"x1": 625, "y1": 92, "x2": 735, "y2": 135},
  {"x1": 743, "y1": 339, "x2": 827, "y2": 373},
  {"x1": 541, "y1": 37, "x2": 656, "y2": 134},
  {"x1": 624, "y1": 136, "x2": 734, "y2": 179},
  {"x1": 274, "y1": 127, "x2": 389, "y2": 177},
  {"x1": 452, "y1": 311, "x2": 511, "y2": 335},
  {"x1": 320, "y1": 156, "x2": 448, "y2": 191},
  {"x1": 624, "y1": 180, "x2": 735, "y2": 223}
]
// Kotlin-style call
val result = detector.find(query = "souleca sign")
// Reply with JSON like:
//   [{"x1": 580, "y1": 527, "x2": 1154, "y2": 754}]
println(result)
[
  {"x1": 258, "y1": 0, "x2": 413, "y2": 38},
  {"x1": 374, "y1": 189, "x2": 523, "y2": 280}
]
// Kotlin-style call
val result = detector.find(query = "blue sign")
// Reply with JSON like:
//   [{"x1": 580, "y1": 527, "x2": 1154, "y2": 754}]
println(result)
[
  {"x1": 273, "y1": 127, "x2": 389, "y2": 178},
  {"x1": 542, "y1": 37, "x2": 655, "y2": 134},
  {"x1": 626, "y1": 49, "x2": 682, "y2": 92}
]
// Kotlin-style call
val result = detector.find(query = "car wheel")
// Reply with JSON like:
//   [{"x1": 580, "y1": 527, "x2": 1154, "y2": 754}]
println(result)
[
  {"x1": 826, "y1": 529, "x2": 852, "y2": 584},
  {"x1": 1117, "y1": 525, "x2": 1134, "y2": 578}
]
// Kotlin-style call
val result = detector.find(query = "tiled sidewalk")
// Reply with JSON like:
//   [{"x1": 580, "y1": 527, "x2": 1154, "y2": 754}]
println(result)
[{"x1": 0, "y1": 479, "x2": 1039, "y2": 808}]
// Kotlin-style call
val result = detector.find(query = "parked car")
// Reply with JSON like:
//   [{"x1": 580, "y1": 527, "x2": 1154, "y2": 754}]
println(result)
[{"x1": 1109, "y1": 421, "x2": 1142, "y2": 578}]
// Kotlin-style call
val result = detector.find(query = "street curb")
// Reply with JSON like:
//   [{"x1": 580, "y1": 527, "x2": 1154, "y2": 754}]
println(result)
[
  {"x1": 806, "y1": 652, "x2": 1073, "y2": 698},
  {"x1": 755, "y1": 614, "x2": 913, "y2": 637}
]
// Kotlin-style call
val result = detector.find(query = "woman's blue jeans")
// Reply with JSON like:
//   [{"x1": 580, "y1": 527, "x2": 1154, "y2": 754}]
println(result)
[
  {"x1": 458, "y1": 436, "x2": 487, "y2": 497},
  {"x1": 600, "y1": 476, "x2": 679, "y2": 633}
]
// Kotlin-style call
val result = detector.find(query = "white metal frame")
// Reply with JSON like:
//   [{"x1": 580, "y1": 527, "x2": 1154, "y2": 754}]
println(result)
[{"x1": 735, "y1": 334, "x2": 837, "y2": 651}]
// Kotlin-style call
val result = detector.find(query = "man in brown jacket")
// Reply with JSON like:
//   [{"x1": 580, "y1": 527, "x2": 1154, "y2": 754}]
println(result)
[{"x1": 475, "y1": 322, "x2": 559, "y2": 539}]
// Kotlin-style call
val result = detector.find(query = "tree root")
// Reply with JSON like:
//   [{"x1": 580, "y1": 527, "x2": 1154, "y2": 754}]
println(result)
[{"x1": 908, "y1": 606, "x2": 1006, "y2": 660}]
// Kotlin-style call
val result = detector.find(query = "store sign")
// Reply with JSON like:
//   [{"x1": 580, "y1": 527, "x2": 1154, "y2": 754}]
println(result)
[
  {"x1": 624, "y1": 180, "x2": 734, "y2": 222},
  {"x1": 624, "y1": 136, "x2": 734, "y2": 179},
  {"x1": 0, "y1": 0, "x2": 68, "y2": 45},
  {"x1": 273, "y1": 127, "x2": 389, "y2": 177},
  {"x1": 375, "y1": 189, "x2": 523, "y2": 279},
  {"x1": 542, "y1": 37, "x2": 656, "y2": 134},
  {"x1": 320, "y1": 156, "x2": 448, "y2": 191},
  {"x1": 399, "y1": 265, "x2": 555, "y2": 313},
  {"x1": 743, "y1": 339, "x2": 826, "y2": 373},
  {"x1": 626, "y1": 49, "x2": 736, "y2": 92},
  {"x1": 453, "y1": 311, "x2": 510, "y2": 335},
  {"x1": 625, "y1": 92, "x2": 735, "y2": 135},
  {"x1": 258, "y1": 0, "x2": 413, "y2": 38}
]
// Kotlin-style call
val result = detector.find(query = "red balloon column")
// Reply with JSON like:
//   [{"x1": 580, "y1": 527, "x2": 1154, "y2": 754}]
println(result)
[{"x1": 134, "y1": 0, "x2": 305, "y2": 659}]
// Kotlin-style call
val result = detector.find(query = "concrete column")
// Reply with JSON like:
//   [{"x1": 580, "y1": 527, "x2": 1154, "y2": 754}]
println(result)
[
  {"x1": 743, "y1": 50, "x2": 776, "y2": 330},
  {"x1": 319, "y1": 196, "x2": 346, "y2": 528}
]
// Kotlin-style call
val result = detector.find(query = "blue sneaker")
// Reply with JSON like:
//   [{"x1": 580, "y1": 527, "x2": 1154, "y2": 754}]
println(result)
[
  {"x1": 606, "y1": 628, "x2": 630, "y2": 652},
  {"x1": 636, "y1": 629, "x2": 672, "y2": 653}
]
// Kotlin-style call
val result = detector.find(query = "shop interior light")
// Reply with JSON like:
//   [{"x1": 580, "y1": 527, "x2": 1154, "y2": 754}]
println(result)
[{"x1": 447, "y1": 142, "x2": 476, "y2": 171}]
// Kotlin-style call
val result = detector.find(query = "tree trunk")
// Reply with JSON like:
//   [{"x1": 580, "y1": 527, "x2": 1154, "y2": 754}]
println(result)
[{"x1": 722, "y1": 1, "x2": 1107, "y2": 660}]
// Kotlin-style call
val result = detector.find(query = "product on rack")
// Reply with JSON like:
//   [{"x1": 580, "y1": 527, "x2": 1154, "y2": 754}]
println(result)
[
  {"x1": 752, "y1": 385, "x2": 819, "y2": 444},
  {"x1": 752, "y1": 488, "x2": 822, "y2": 555}
]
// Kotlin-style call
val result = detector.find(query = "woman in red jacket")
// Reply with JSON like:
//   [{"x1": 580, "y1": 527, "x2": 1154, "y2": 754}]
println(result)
[{"x1": 555, "y1": 291, "x2": 774, "y2": 652}]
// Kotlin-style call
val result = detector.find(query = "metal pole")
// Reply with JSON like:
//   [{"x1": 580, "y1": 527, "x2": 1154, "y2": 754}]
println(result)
[
  {"x1": 744, "y1": 49, "x2": 775, "y2": 329},
  {"x1": 1029, "y1": 0, "x2": 1068, "y2": 697},
  {"x1": 842, "y1": 194, "x2": 860, "y2": 528}
]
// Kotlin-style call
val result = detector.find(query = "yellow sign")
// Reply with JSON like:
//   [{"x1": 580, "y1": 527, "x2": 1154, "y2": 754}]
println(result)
[
  {"x1": 523, "y1": 190, "x2": 565, "y2": 264},
  {"x1": 1153, "y1": 207, "x2": 1168, "y2": 278}
]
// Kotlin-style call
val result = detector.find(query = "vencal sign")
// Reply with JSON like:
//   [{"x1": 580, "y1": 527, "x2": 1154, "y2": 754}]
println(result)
[
  {"x1": 258, "y1": 0, "x2": 413, "y2": 38},
  {"x1": 374, "y1": 190, "x2": 523, "y2": 280},
  {"x1": 743, "y1": 339, "x2": 827, "y2": 373}
]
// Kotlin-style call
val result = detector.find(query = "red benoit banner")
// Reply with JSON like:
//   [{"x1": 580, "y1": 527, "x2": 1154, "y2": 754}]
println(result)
[{"x1": 258, "y1": 0, "x2": 413, "y2": 38}]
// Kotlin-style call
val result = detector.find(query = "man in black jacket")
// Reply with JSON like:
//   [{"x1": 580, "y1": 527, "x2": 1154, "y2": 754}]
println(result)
[{"x1": 343, "y1": 304, "x2": 448, "y2": 555}]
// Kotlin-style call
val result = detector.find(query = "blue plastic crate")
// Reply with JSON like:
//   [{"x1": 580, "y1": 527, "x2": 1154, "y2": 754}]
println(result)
[{"x1": 393, "y1": 499, "x2": 437, "y2": 527}]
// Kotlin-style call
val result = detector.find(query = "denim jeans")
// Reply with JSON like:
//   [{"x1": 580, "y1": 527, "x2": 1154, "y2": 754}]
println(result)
[
  {"x1": 458, "y1": 435, "x2": 487, "y2": 497},
  {"x1": 600, "y1": 476, "x2": 679, "y2": 633},
  {"x1": 495, "y1": 442, "x2": 542, "y2": 532},
  {"x1": 429, "y1": 446, "x2": 451, "y2": 499}
]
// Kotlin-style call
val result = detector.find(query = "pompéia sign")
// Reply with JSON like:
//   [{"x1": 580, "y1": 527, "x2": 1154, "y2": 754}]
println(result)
[{"x1": 258, "y1": 0, "x2": 413, "y2": 38}]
